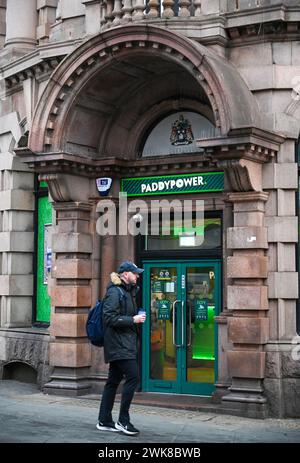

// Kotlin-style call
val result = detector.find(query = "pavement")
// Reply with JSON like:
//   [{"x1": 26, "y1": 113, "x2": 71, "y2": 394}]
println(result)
[{"x1": 0, "y1": 380, "x2": 299, "y2": 445}]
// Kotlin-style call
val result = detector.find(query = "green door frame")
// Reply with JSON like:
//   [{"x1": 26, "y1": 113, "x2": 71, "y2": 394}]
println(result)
[{"x1": 142, "y1": 259, "x2": 221, "y2": 396}]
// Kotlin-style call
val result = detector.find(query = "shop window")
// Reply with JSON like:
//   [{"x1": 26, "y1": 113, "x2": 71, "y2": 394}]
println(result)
[
  {"x1": 142, "y1": 111, "x2": 217, "y2": 157},
  {"x1": 34, "y1": 181, "x2": 52, "y2": 326},
  {"x1": 145, "y1": 216, "x2": 221, "y2": 251}
]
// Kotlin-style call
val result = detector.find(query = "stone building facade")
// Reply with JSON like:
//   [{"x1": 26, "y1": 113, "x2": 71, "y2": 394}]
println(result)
[{"x1": 0, "y1": 0, "x2": 299, "y2": 418}]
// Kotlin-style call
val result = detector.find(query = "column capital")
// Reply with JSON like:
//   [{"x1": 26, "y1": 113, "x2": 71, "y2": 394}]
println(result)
[
  {"x1": 39, "y1": 173, "x2": 91, "y2": 203},
  {"x1": 227, "y1": 191, "x2": 269, "y2": 203}
]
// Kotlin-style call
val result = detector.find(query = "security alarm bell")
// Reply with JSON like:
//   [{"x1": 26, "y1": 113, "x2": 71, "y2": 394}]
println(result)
[{"x1": 96, "y1": 178, "x2": 112, "y2": 196}]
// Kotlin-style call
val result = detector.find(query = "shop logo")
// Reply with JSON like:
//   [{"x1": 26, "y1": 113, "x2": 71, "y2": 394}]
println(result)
[
  {"x1": 140, "y1": 176, "x2": 204, "y2": 194},
  {"x1": 170, "y1": 114, "x2": 194, "y2": 146}
]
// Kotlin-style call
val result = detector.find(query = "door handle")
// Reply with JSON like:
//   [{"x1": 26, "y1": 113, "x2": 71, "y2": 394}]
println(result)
[
  {"x1": 181, "y1": 300, "x2": 185, "y2": 347},
  {"x1": 187, "y1": 301, "x2": 192, "y2": 347},
  {"x1": 172, "y1": 300, "x2": 181, "y2": 347}
]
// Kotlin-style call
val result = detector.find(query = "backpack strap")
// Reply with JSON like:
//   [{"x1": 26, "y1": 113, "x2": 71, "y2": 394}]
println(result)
[
  {"x1": 116, "y1": 286, "x2": 126, "y2": 314},
  {"x1": 105, "y1": 286, "x2": 126, "y2": 314}
]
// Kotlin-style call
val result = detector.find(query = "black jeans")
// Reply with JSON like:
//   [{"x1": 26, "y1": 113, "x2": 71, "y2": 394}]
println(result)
[{"x1": 98, "y1": 359, "x2": 139, "y2": 425}]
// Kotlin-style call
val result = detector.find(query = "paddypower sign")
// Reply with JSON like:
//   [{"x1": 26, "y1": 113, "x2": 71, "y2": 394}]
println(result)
[{"x1": 121, "y1": 172, "x2": 224, "y2": 197}]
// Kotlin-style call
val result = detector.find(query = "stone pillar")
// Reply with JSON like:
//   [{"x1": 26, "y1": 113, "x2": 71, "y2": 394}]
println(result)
[
  {"x1": 100, "y1": 234, "x2": 116, "y2": 297},
  {"x1": 0, "y1": 160, "x2": 35, "y2": 328},
  {"x1": 5, "y1": 0, "x2": 37, "y2": 49},
  {"x1": 0, "y1": 113, "x2": 35, "y2": 328},
  {"x1": 49, "y1": 0, "x2": 85, "y2": 42},
  {"x1": 37, "y1": 0, "x2": 58, "y2": 44},
  {"x1": 263, "y1": 141, "x2": 299, "y2": 417},
  {"x1": 43, "y1": 201, "x2": 93, "y2": 395},
  {"x1": 222, "y1": 191, "x2": 269, "y2": 418},
  {"x1": 82, "y1": 0, "x2": 102, "y2": 35},
  {"x1": 212, "y1": 199, "x2": 233, "y2": 403},
  {"x1": 200, "y1": 0, "x2": 226, "y2": 14},
  {"x1": 0, "y1": 0, "x2": 6, "y2": 49}
]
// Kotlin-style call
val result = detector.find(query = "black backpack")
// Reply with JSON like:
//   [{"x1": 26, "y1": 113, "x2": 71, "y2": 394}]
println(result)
[{"x1": 86, "y1": 287, "x2": 125, "y2": 347}]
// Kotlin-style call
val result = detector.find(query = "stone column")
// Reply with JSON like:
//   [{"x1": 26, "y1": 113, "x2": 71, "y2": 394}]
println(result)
[
  {"x1": 43, "y1": 201, "x2": 93, "y2": 395},
  {"x1": 5, "y1": 0, "x2": 37, "y2": 49},
  {"x1": 222, "y1": 191, "x2": 269, "y2": 418},
  {"x1": 0, "y1": 0, "x2": 6, "y2": 49}
]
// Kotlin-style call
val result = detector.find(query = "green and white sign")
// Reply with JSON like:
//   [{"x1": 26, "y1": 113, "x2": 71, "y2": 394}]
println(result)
[
  {"x1": 152, "y1": 280, "x2": 164, "y2": 293},
  {"x1": 157, "y1": 300, "x2": 171, "y2": 320},
  {"x1": 194, "y1": 300, "x2": 208, "y2": 321},
  {"x1": 121, "y1": 172, "x2": 224, "y2": 197}
]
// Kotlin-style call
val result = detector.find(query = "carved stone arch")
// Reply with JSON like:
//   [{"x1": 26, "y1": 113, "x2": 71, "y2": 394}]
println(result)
[{"x1": 29, "y1": 24, "x2": 262, "y2": 156}]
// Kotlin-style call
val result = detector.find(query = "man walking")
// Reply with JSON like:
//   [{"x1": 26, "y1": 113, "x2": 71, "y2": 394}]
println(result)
[{"x1": 97, "y1": 261, "x2": 145, "y2": 436}]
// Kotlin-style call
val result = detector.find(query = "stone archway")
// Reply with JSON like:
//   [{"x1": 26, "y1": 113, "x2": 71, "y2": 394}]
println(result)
[
  {"x1": 16, "y1": 25, "x2": 286, "y2": 408},
  {"x1": 28, "y1": 24, "x2": 262, "y2": 156}
]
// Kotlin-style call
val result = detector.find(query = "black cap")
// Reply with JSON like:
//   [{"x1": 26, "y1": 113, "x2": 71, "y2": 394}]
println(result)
[{"x1": 117, "y1": 261, "x2": 144, "y2": 274}]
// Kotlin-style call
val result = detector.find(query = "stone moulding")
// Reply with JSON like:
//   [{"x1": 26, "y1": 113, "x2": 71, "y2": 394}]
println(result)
[
  {"x1": 16, "y1": 125, "x2": 285, "y2": 194},
  {"x1": 27, "y1": 24, "x2": 262, "y2": 155}
]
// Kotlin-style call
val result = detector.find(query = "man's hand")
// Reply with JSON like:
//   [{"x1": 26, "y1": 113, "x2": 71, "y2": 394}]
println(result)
[{"x1": 133, "y1": 314, "x2": 146, "y2": 324}]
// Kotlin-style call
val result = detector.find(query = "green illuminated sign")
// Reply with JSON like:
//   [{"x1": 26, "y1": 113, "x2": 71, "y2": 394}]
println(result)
[{"x1": 121, "y1": 172, "x2": 224, "y2": 197}]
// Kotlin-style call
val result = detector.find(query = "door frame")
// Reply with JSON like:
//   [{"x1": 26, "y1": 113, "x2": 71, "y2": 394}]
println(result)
[{"x1": 141, "y1": 259, "x2": 221, "y2": 396}]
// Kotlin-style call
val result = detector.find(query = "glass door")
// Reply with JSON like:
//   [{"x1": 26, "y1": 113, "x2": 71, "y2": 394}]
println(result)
[
  {"x1": 142, "y1": 260, "x2": 221, "y2": 395},
  {"x1": 143, "y1": 263, "x2": 180, "y2": 392},
  {"x1": 181, "y1": 263, "x2": 219, "y2": 395}
]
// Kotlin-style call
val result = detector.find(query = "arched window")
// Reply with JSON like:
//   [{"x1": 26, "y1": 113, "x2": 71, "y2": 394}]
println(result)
[{"x1": 142, "y1": 111, "x2": 216, "y2": 157}]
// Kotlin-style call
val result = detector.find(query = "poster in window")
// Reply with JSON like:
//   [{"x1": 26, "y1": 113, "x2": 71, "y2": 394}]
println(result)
[
  {"x1": 43, "y1": 224, "x2": 52, "y2": 285},
  {"x1": 194, "y1": 299, "x2": 208, "y2": 321},
  {"x1": 156, "y1": 300, "x2": 171, "y2": 320}
]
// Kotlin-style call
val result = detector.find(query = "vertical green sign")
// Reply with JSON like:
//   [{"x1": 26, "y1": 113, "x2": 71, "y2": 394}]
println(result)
[{"x1": 36, "y1": 195, "x2": 52, "y2": 323}]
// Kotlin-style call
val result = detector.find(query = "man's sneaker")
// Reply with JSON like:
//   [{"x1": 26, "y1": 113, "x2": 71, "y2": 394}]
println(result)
[
  {"x1": 96, "y1": 421, "x2": 119, "y2": 432},
  {"x1": 115, "y1": 421, "x2": 140, "y2": 435}
]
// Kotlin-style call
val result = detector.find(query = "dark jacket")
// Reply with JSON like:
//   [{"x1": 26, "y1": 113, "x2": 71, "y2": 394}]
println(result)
[{"x1": 102, "y1": 272, "x2": 139, "y2": 364}]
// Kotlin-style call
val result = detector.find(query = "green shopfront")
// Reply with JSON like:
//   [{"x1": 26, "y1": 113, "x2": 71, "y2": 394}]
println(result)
[
  {"x1": 121, "y1": 172, "x2": 224, "y2": 396},
  {"x1": 14, "y1": 23, "x2": 298, "y2": 418}
]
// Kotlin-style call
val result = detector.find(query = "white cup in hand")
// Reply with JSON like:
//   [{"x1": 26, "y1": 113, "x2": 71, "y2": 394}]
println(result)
[{"x1": 137, "y1": 310, "x2": 146, "y2": 323}]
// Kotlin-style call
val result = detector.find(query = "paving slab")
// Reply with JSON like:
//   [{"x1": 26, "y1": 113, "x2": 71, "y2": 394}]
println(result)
[{"x1": 0, "y1": 380, "x2": 299, "y2": 446}]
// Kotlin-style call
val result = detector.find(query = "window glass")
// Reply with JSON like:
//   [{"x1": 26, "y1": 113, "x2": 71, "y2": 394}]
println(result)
[
  {"x1": 145, "y1": 217, "x2": 221, "y2": 251},
  {"x1": 142, "y1": 112, "x2": 217, "y2": 157}
]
